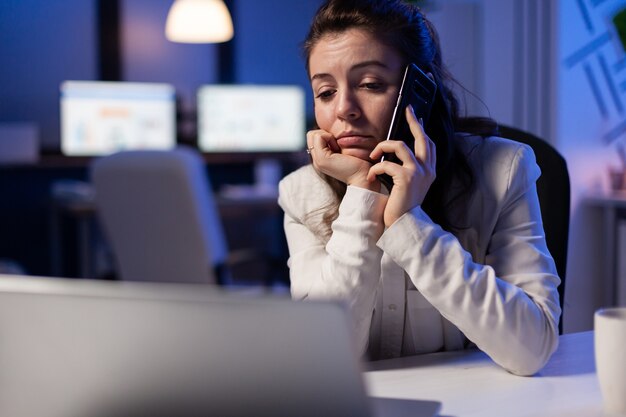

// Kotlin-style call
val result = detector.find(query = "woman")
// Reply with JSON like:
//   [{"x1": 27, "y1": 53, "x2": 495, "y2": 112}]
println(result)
[{"x1": 278, "y1": 0, "x2": 561, "y2": 376}]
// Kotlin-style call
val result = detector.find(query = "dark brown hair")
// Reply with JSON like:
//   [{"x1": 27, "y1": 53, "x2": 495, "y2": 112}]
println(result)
[{"x1": 304, "y1": 0, "x2": 497, "y2": 236}]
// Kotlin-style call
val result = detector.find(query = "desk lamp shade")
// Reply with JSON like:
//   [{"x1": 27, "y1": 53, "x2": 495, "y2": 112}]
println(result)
[{"x1": 165, "y1": 0, "x2": 234, "y2": 43}]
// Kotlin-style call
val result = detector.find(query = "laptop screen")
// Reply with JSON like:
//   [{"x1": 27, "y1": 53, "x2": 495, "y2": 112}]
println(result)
[
  {"x1": 197, "y1": 84, "x2": 305, "y2": 153},
  {"x1": 60, "y1": 81, "x2": 177, "y2": 156}
]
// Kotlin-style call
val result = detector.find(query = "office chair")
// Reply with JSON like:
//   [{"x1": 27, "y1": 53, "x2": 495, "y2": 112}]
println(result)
[
  {"x1": 90, "y1": 147, "x2": 229, "y2": 285},
  {"x1": 497, "y1": 125, "x2": 570, "y2": 333}
]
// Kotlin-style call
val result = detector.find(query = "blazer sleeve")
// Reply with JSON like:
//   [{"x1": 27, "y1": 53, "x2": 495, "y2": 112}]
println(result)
[
  {"x1": 278, "y1": 181, "x2": 388, "y2": 355},
  {"x1": 377, "y1": 143, "x2": 561, "y2": 376}
]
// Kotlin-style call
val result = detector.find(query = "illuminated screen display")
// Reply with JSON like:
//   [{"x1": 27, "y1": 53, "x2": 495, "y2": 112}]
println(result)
[
  {"x1": 60, "y1": 81, "x2": 176, "y2": 156},
  {"x1": 197, "y1": 85, "x2": 305, "y2": 152}
]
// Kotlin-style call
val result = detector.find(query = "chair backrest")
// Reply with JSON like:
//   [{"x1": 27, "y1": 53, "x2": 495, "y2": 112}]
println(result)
[
  {"x1": 90, "y1": 147, "x2": 228, "y2": 284},
  {"x1": 497, "y1": 125, "x2": 569, "y2": 332}
]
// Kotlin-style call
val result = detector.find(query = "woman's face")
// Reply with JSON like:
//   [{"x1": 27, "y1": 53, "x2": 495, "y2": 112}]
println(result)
[{"x1": 308, "y1": 28, "x2": 404, "y2": 162}]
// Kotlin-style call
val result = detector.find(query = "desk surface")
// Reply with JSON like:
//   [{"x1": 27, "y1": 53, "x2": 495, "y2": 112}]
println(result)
[{"x1": 365, "y1": 331, "x2": 605, "y2": 417}]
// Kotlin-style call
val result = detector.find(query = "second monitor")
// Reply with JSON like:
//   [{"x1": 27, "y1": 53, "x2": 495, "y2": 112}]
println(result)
[{"x1": 197, "y1": 84, "x2": 305, "y2": 153}]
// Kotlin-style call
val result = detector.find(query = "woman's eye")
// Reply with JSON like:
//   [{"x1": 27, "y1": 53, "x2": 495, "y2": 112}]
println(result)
[
  {"x1": 362, "y1": 82, "x2": 384, "y2": 91},
  {"x1": 316, "y1": 89, "x2": 335, "y2": 100}
]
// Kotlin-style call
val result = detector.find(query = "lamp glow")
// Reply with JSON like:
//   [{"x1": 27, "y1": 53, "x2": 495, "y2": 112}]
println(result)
[{"x1": 165, "y1": 0, "x2": 234, "y2": 43}]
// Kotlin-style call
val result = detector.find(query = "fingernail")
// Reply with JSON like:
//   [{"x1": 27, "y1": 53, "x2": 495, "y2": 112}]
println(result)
[{"x1": 418, "y1": 117, "x2": 424, "y2": 126}]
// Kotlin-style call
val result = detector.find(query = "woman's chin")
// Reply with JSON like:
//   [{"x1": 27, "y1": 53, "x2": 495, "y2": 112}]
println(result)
[{"x1": 341, "y1": 148, "x2": 376, "y2": 163}]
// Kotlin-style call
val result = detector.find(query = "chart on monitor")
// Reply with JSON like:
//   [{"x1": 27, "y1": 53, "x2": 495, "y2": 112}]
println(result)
[
  {"x1": 60, "y1": 81, "x2": 177, "y2": 157},
  {"x1": 197, "y1": 84, "x2": 305, "y2": 154}
]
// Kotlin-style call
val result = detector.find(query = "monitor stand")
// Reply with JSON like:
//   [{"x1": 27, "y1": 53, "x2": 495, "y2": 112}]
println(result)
[
  {"x1": 219, "y1": 158, "x2": 281, "y2": 200},
  {"x1": 254, "y1": 158, "x2": 281, "y2": 193}
]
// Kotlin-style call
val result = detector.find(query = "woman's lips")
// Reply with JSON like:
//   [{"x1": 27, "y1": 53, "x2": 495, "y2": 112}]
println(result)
[{"x1": 336, "y1": 135, "x2": 372, "y2": 147}]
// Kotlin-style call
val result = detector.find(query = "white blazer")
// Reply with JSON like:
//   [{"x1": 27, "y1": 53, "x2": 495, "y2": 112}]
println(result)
[{"x1": 278, "y1": 135, "x2": 561, "y2": 376}]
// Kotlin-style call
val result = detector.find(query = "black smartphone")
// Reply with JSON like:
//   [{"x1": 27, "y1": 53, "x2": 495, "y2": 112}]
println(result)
[{"x1": 378, "y1": 63, "x2": 437, "y2": 190}]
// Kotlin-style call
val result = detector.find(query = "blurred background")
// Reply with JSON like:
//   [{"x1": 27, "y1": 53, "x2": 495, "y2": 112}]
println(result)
[{"x1": 1, "y1": 0, "x2": 626, "y2": 333}]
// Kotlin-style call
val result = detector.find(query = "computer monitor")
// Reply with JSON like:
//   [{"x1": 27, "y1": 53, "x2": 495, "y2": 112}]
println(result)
[
  {"x1": 197, "y1": 84, "x2": 305, "y2": 153},
  {"x1": 60, "y1": 81, "x2": 177, "y2": 156}
]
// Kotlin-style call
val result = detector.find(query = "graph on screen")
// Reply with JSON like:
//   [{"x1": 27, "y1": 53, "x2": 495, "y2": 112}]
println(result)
[
  {"x1": 60, "y1": 81, "x2": 176, "y2": 156},
  {"x1": 197, "y1": 85, "x2": 305, "y2": 153}
]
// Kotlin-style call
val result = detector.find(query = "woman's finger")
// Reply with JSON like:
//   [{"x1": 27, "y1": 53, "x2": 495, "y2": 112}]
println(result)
[
  {"x1": 307, "y1": 129, "x2": 339, "y2": 158},
  {"x1": 367, "y1": 160, "x2": 405, "y2": 182},
  {"x1": 327, "y1": 135, "x2": 340, "y2": 152},
  {"x1": 405, "y1": 105, "x2": 429, "y2": 163},
  {"x1": 370, "y1": 140, "x2": 415, "y2": 167},
  {"x1": 427, "y1": 133, "x2": 436, "y2": 169}
]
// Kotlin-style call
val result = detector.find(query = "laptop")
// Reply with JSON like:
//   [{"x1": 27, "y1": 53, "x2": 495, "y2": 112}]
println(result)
[{"x1": 0, "y1": 275, "x2": 440, "y2": 417}]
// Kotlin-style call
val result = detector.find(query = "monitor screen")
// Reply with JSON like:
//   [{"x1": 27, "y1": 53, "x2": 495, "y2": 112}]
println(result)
[
  {"x1": 60, "y1": 81, "x2": 177, "y2": 156},
  {"x1": 197, "y1": 85, "x2": 305, "y2": 153}
]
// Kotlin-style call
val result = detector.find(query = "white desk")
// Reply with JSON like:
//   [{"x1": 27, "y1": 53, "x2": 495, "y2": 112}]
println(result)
[{"x1": 365, "y1": 331, "x2": 605, "y2": 417}]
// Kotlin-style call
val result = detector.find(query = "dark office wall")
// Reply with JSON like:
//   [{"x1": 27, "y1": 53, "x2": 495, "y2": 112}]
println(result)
[
  {"x1": 120, "y1": 0, "x2": 219, "y2": 113},
  {"x1": 234, "y1": 0, "x2": 321, "y2": 118},
  {"x1": 0, "y1": 0, "x2": 98, "y2": 150}
]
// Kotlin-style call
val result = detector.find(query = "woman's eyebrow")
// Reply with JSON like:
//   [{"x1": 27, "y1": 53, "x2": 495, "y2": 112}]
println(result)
[
  {"x1": 351, "y1": 60, "x2": 390, "y2": 71},
  {"x1": 310, "y1": 72, "x2": 332, "y2": 82},
  {"x1": 310, "y1": 60, "x2": 391, "y2": 82}
]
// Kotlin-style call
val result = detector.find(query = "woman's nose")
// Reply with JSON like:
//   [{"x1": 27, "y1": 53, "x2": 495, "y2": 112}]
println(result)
[{"x1": 336, "y1": 90, "x2": 361, "y2": 121}]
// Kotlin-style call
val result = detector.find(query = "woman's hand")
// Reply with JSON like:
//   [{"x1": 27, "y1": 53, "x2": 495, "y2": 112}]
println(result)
[
  {"x1": 307, "y1": 129, "x2": 380, "y2": 191},
  {"x1": 367, "y1": 105, "x2": 436, "y2": 227}
]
